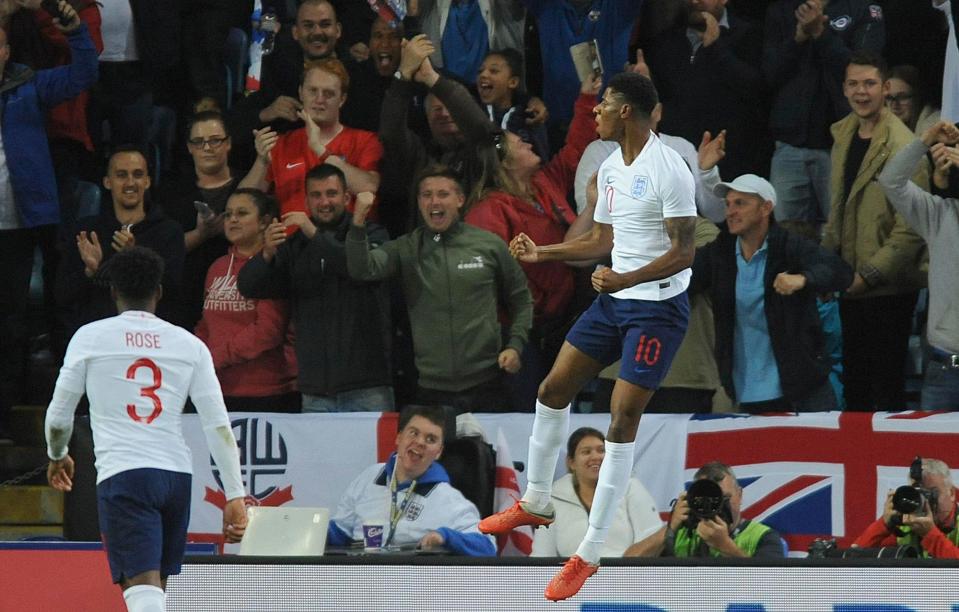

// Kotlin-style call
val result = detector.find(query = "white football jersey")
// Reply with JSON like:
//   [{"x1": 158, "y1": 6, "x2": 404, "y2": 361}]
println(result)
[
  {"x1": 593, "y1": 131, "x2": 697, "y2": 301},
  {"x1": 54, "y1": 311, "x2": 230, "y2": 484}
]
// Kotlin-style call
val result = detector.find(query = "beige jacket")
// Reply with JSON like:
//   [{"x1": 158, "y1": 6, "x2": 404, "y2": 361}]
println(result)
[{"x1": 823, "y1": 108, "x2": 929, "y2": 298}]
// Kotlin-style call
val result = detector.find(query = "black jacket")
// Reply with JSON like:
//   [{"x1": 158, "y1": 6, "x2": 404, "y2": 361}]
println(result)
[
  {"x1": 56, "y1": 201, "x2": 185, "y2": 340},
  {"x1": 690, "y1": 223, "x2": 853, "y2": 403},
  {"x1": 237, "y1": 214, "x2": 392, "y2": 396},
  {"x1": 153, "y1": 170, "x2": 237, "y2": 329},
  {"x1": 762, "y1": 0, "x2": 885, "y2": 148},
  {"x1": 646, "y1": 13, "x2": 765, "y2": 178}
]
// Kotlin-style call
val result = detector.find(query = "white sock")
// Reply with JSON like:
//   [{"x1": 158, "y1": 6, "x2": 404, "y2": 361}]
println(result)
[
  {"x1": 123, "y1": 585, "x2": 165, "y2": 612},
  {"x1": 575, "y1": 439, "x2": 634, "y2": 563},
  {"x1": 521, "y1": 400, "x2": 570, "y2": 511}
]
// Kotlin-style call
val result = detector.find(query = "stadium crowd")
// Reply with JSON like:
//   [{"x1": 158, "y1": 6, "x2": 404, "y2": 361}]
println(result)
[{"x1": 3, "y1": 0, "x2": 959, "y2": 450}]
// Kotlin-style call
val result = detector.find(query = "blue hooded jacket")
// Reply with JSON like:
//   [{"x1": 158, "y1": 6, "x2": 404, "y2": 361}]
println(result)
[{"x1": 1, "y1": 23, "x2": 97, "y2": 228}]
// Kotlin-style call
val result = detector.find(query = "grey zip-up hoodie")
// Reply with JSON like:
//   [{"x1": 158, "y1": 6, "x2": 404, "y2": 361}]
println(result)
[{"x1": 879, "y1": 139, "x2": 959, "y2": 355}]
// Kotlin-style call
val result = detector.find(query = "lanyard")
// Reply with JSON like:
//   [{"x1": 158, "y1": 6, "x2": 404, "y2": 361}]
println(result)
[{"x1": 385, "y1": 467, "x2": 417, "y2": 548}]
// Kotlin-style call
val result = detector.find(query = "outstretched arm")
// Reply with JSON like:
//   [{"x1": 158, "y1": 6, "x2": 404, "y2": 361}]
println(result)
[
  {"x1": 430, "y1": 527, "x2": 497, "y2": 556},
  {"x1": 511, "y1": 221, "x2": 613, "y2": 264}
]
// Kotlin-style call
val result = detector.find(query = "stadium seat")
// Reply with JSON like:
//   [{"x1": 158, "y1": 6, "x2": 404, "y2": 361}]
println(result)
[
  {"x1": 74, "y1": 181, "x2": 101, "y2": 220},
  {"x1": 438, "y1": 435, "x2": 496, "y2": 518},
  {"x1": 147, "y1": 106, "x2": 177, "y2": 185},
  {"x1": 224, "y1": 27, "x2": 249, "y2": 109}
]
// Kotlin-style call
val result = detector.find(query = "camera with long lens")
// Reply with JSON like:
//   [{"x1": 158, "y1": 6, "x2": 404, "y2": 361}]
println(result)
[
  {"x1": 888, "y1": 456, "x2": 938, "y2": 536},
  {"x1": 683, "y1": 478, "x2": 733, "y2": 530}
]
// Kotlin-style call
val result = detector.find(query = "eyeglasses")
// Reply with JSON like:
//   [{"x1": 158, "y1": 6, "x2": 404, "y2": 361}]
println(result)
[
  {"x1": 187, "y1": 136, "x2": 228, "y2": 149},
  {"x1": 885, "y1": 93, "x2": 914, "y2": 106}
]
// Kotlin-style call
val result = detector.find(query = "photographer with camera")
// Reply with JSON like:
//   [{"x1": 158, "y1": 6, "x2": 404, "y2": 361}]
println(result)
[
  {"x1": 624, "y1": 462, "x2": 784, "y2": 558},
  {"x1": 853, "y1": 457, "x2": 959, "y2": 559}
]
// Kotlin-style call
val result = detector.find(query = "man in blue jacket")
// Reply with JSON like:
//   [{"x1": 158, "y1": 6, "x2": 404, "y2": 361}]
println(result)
[{"x1": 0, "y1": 1, "x2": 97, "y2": 443}]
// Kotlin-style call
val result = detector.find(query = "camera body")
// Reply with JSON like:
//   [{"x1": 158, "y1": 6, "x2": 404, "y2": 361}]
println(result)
[
  {"x1": 683, "y1": 478, "x2": 733, "y2": 530},
  {"x1": 888, "y1": 456, "x2": 938, "y2": 535}
]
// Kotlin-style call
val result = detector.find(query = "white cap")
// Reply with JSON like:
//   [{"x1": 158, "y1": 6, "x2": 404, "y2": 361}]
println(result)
[{"x1": 713, "y1": 174, "x2": 777, "y2": 207}]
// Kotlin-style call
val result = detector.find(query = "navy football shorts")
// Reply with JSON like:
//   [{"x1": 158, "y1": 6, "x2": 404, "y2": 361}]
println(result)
[
  {"x1": 566, "y1": 291, "x2": 690, "y2": 390},
  {"x1": 97, "y1": 468, "x2": 192, "y2": 583}
]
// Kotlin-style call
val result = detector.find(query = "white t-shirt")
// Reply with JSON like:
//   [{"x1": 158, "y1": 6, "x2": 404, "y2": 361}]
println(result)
[
  {"x1": 593, "y1": 132, "x2": 697, "y2": 301},
  {"x1": 938, "y1": 1, "x2": 959, "y2": 122},
  {"x1": 53, "y1": 311, "x2": 229, "y2": 484},
  {"x1": 575, "y1": 136, "x2": 724, "y2": 223},
  {"x1": 0, "y1": 128, "x2": 20, "y2": 230},
  {"x1": 99, "y1": 0, "x2": 139, "y2": 62}
]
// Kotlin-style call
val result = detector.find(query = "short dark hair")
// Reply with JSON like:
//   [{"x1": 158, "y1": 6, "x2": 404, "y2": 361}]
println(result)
[
  {"x1": 230, "y1": 188, "x2": 277, "y2": 218},
  {"x1": 485, "y1": 48, "x2": 524, "y2": 82},
  {"x1": 567, "y1": 427, "x2": 604, "y2": 458},
  {"x1": 106, "y1": 246, "x2": 165, "y2": 302},
  {"x1": 398, "y1": 405, "x2": 448, "y2": 444},
  {"x1": 305, "y1": 163, "x2": 347, "y2": 191},
  {"x1": 694, "y1": 461, "x2": 737, "y2": 485},
  {"x1": 186, "y1": 110, "x2": 230, "y2": 139},
  {"x1": 846, "y1": 50, "x2": 888, "y2": 81},
  {"x1": 607, "y1": 72, "x2": 659, "y2": 119},
  {"x1": 107, "y1": 144, "x2": 149, "y2": 174},
  {"x1": 415, "y1": 164, "x2": 464, "y2": 196}
]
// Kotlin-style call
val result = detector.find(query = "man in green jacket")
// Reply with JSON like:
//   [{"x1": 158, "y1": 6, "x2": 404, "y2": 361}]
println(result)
[
  {"x1": 346, "y1": 165, "x2": 532, "y2": 413},
  {"x1": 822, "y1": 50, "x2": 929, "y2": 411},
  {"x1": 624, "y1": 461, "x2": 785, "y2": 559}
]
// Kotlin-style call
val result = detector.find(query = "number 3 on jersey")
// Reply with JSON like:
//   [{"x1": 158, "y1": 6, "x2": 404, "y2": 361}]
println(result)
[{"x1": 126, "y1": 358, "x2": 163, "y2": 424}]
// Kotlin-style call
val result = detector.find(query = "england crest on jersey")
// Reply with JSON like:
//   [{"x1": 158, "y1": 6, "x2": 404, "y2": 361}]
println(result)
[{"x1": 631, "y1": 175, "x2": 649, "y2": 199}]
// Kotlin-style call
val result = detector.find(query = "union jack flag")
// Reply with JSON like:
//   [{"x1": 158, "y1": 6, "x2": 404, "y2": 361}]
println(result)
[
  {"x1": 492, "y1": 428, "x2": 533, "y2": 556},
  {"x1": 683, "y1": 411, "x2": 959, "y2": 553}
]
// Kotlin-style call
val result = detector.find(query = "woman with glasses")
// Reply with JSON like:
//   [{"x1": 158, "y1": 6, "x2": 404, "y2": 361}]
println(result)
[
  {"x1": 155, "y1": 110, "x2": 239, "y2": 329},
  {"x1": 194, "y1": 188, "x2": 298, "y2": 412},
  {"x1": 886, "y1": 66, "x2": 957, "y2": 195},
  {"x1": 886, "y1": 65, "x2": 941, "y2": 135}
]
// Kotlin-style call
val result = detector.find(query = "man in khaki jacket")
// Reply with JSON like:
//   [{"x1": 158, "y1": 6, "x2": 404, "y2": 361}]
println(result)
[{"x1": 822, "y1": 51, "x2": 929, "y2": 411}]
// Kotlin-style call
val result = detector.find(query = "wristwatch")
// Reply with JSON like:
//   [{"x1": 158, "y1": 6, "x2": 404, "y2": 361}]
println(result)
[{"x1": 394, "y1": 70, "x2": 404, "y2": 81}]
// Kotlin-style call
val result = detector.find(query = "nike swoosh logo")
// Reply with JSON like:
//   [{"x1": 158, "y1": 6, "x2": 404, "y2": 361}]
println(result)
[{"x1": 286, "y1": 162, "x2": 304, "y2": 169}]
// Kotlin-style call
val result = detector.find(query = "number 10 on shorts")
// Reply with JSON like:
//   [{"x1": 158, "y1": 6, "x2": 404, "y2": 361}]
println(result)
[{"x1": 633, "y1": 334, "x2": 661, "y2": 366}]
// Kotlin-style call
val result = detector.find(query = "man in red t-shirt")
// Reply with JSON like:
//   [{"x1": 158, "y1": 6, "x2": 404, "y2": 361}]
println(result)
[{"x1": 241, "y1": 57, "x2": 382, "y2": 218}]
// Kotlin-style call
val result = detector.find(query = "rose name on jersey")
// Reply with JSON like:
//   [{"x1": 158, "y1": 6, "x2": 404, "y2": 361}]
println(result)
[{"x1": 124, "y1": 332, "x2": 162, "y2": 349}]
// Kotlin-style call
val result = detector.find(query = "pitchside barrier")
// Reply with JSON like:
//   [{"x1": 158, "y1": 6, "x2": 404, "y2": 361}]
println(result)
[
  {"x1": 5, "y1": 549, "x2": 959, "y2": 611},
  {"x1": 60, "y1": 411, "x2": 959, "y2": 555}
]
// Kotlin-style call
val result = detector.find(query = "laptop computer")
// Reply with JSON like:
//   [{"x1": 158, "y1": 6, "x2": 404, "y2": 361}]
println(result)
[{"x1": 238, "y1": 507, "x2": 330, "y2": 556}]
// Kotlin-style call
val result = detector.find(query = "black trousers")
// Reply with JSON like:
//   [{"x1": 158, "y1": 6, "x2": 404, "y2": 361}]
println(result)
[
  {"x1": 0, "y1": 226, "x2": 58, "y2": 424},
  {"x1": 840, "y1": 292, "x2": 919, "y2": 411}
]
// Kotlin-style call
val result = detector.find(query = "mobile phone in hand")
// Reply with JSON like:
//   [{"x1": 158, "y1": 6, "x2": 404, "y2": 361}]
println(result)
[
  {"x1": 194, "y1": 200, "x2": 215, "y2": 219},
  {"x1": 40, "y1": 0, "x2": 72, "y2": 25}
]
